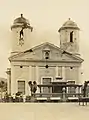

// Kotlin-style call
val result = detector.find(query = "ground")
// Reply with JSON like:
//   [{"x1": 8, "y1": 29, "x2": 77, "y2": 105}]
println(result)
[{"x1": 0, "y1": 103, "x2": 89, "y2": 120}]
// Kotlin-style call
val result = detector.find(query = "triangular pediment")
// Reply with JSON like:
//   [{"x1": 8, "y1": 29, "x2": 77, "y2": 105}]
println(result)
[{"x1": 9, "y1": 42, "x2": 84, "y2": 63}]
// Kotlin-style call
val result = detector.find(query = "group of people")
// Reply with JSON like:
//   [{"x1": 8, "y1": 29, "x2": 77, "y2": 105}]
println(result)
[
  {"x1": 0, "y1": 93, "x2": 29, "y2": 103},
  {"x1": 0, "y1": 81, "x2": 38, "y2": 102},
  {"x1": 28, "y1": 81, "x2": 37, "y2": 95},
  {"x1": 12, "y1": 93, "x2": 27, "y2": 102}
]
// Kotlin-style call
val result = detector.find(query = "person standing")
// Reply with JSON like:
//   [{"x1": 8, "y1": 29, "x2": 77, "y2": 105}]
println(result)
[
  {"x1": 2, "y1": 92, "x2": 5, "y2": 102},
  {"x1": 28, "y1": 81, "x2": 33, "y2": 96},
  {"x1": 12, "y1": 94, "x2": 16, "y2": 102},
  {"x1": 23, "y1": 94, "x2": 26, "y2": 103},
  {"x1": 33, "y1": 81, "x2": 37, "y2": 94}
]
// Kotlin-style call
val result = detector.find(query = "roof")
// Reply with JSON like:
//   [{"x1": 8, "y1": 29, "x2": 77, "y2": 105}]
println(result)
[
  {"x1": 37, "y1": 84, "x2": 82, "y2": 87},
  {"x1": 11, "y1": 14, "x2": 33, "y2": 30},
  {"x1": 9, "y1": 42, "x2": 84, "y2": 63},
  {"x1": 58, "y1": 18, "x2": 80, "y2": 32},
  {"x1": 14, "y1": 14, "x2": 30, "y2": 24}
]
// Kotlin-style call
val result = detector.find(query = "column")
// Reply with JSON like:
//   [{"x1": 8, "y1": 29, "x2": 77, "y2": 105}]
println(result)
[
  {"x1": 76, "y1": 87, "x2": 78, "y2": 93},
  {"x1": 29, "y1": 66, "x2": 32, "y2": 81},
  {"x1": 66, "y1": 87, "x2": 68, "y2": 94},
  {"x1": 74, "y1": 87, "x2": 76, "y2": 97},
  {"x1": 55, "y1": 66, "x2": 59, "y2": 77},
  {"x1": 28, "y1": 66, "x2": 32, "y2": 96},
  {"x1": 36, "y1": 66, "x2": 39, "y2": 83},
  {"x1": 78, "y1": 87, "x2": 81, "y2": 97},
  {"x1": 11, "y1": 66, "x2": 15, "y2": 96},
  {"x1": 78, "y1": 87, "x2": 81, "y2": 93},
  {"x1": 9, "y1": 76, "x2": 11, "y2": 94},
  {"x1": 6, "y1": 69, "x2": 11, "y2": 94},
  {"x1": 80, "y1": 87, "x2": 82, "y2": 93},
  {"x1": 62, "y1": 67, "x2": 65, "y2": 80},
  {"x1": 36, "y1": 66, "x2": 40, "y2": 93},
  {"x1": 7, "y1": 74, "x2": 9, "y2": 94},
  {"x1": 76, "y1": 87, "x2": 81, "y2": 97},
  {"x1": 26, "y1": 80, "x2": 29, "y2": 96}
]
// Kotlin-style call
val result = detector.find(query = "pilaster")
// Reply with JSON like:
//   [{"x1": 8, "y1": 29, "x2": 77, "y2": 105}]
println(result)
[
  {"x1": 55, "y1": 66, "x2": 59, "y2": 77},
  {"x1": 11, "y1": 65, "x2": 16, "y2": 95},
  {"x1": 62, "y1": 67, "x2": 65, "y2": 80},
  {"x1": 36, "y1": 66, "x2": 40, "y2": 93},
  {"x1": 28, "y1": 66, "x2": 32, "y2": 95}
]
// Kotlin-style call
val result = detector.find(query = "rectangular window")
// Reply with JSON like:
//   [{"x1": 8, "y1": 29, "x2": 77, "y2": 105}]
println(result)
[
  {"x1": 58, "y1": 67, "x2": 62, "y2": 76},
  {"x1": 42, "y1": 78, "x2": 51, "y2": 93},
  {"x1": 18, "y1": 81, "x2": 25, "y2": 94},
  {"x1": 67, "y1": 81, "x2": 75, "y2": 96}
]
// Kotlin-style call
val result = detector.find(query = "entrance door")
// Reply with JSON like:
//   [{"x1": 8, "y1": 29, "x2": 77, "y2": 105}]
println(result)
[
  {"x1": 18, "y1": 81, "x2": 25, "y2": 94},
  {"x1": 42, "y1": 78, "x2": 51, "y2": 93}
]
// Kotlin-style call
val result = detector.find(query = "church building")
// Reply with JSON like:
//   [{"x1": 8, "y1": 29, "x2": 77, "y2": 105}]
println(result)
[{"x1": 6, "y1": 14, "x2": 84, "y2": 96}]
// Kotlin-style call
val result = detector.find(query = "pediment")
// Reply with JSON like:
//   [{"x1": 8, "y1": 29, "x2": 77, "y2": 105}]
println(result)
[{"x1": 9, "y1": 42, "x2": 84, "y2": 63}]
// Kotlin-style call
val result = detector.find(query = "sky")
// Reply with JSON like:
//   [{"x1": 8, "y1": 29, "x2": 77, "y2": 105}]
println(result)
[{"x1": 0, "y1": 0, "x2": 89, "y2": 82}]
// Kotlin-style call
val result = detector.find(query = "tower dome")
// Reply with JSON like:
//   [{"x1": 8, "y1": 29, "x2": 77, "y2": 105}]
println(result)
[
  {"x1": 11, "y1": 14, "x2": 33, "y2": 31},
  {"x1": 58, "y1": 18, "x2": 80, "y2": 32}
]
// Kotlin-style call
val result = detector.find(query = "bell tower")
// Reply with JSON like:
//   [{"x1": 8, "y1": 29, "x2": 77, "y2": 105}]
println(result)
[
  {"x1": 11, "y1": 14, "x2": 33, "y2": 55},
  {"x1": 58, "y1": 18, "x2": 80, "y2": 55}
]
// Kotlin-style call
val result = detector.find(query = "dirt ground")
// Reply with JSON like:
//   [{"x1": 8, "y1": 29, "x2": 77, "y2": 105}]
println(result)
[{"x1": 0, "y1": 103, "x2": 89, "y2": 120}]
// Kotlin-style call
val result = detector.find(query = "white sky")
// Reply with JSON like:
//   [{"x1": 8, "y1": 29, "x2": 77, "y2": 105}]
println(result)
[{"x1": 0, "y1": 0, "x2": 89, "y2": 82}]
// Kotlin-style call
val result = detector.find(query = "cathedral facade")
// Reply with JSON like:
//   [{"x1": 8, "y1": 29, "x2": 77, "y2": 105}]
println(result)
[{"x1": 6, "y1": 14, "x2": 84, "y2": 96}]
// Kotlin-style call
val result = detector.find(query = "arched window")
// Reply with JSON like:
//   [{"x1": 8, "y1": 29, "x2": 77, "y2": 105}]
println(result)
[
  {"x1": 70, "y1": 31, "x2": 73, "y2": 42},
  {"x1": 43, "y1": 47, "x2": 50, "y2": 59},
  {"x1": 45, "y1": 51, "x2": 49, "y2": 59}
]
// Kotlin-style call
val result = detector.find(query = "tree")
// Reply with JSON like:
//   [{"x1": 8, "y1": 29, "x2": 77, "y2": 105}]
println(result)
[{"x1": 0, "y1": 81, "x2": 5, "y2": 98}]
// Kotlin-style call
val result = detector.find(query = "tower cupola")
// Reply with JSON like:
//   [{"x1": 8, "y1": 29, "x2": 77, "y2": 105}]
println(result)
[
  {"x1": 58, "y1": 18, "x2": 80, "y2": 55},
  {"x1": 10, "y1": 14, "x2": 33, "y2": 55}
]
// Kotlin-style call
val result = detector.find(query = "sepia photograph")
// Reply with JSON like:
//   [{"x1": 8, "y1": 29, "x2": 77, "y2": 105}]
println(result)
[{"x1": 0, "y1": 0, "x2": 89, "y2": 119}]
